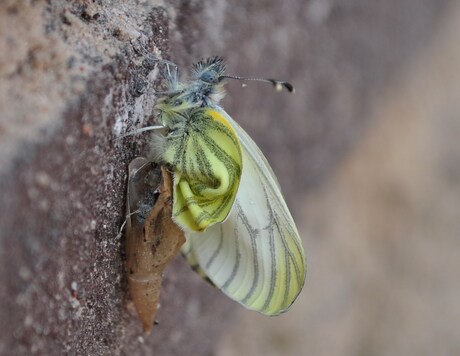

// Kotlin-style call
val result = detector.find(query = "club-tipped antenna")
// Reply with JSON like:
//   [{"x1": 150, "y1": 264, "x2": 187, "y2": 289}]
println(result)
[{"x1": 219, "y1": 75, "x2": 295, "y2": 93}]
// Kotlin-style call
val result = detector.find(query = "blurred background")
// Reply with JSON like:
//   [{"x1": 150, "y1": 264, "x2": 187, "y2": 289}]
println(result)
[{"x1": 215, "y1": 2, "x2": 460, "y2": 355}]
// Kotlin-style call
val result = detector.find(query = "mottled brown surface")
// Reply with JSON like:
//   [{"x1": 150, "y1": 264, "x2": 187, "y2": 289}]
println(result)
[{"x1": 0, "y1": 0, "x2": 452, "y2": 355}]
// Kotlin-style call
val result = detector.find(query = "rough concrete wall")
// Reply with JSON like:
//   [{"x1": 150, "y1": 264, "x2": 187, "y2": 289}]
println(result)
[{"x1": 0, "y1": 0, "x2": 451, "y2": 355}]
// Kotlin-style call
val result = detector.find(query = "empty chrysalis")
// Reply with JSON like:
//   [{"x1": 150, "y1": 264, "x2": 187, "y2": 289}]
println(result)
[
  {"x1": 125, "y1": 157, "x2": 185, "y2": 333},
  {"x1": 124, "y1": 56, "x2": 306, "y2": 332}
]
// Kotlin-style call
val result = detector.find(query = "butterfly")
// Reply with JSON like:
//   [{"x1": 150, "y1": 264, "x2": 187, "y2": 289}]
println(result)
[{"x1": 126, "y1": 56, "x2": 306, "y2": 318}]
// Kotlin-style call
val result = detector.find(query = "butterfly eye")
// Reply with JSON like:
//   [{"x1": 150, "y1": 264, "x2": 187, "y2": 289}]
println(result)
[{"x1": 200, "y1": 70, "x2": 218, "y2": 84}]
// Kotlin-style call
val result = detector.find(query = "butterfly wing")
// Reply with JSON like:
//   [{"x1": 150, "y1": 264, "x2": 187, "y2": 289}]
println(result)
[
  {"x1": 182, "y1": 108, "x2": 306, "y2": 315},
  {"x1": 158, "y1": 108, "x2": 243, "y2": 232}
]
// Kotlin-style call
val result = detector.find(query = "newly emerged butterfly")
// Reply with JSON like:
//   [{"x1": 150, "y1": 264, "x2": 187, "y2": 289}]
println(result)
[
  {"x1": 124, "y1": 56, "x2": 306, "y2": 325},
  {"x1": 147, "y1": 56, "x2": 306, "y2": 316}
]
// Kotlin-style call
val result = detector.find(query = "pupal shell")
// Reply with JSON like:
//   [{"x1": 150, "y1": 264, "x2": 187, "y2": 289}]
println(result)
[{"x1": 125, "y1": 158, "x2": 185, "y2": 333}]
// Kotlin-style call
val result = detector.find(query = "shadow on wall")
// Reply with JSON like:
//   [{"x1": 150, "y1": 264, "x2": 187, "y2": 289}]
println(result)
[{"x1": 218, "y1": 2, "x2": 460, "y2": 356}]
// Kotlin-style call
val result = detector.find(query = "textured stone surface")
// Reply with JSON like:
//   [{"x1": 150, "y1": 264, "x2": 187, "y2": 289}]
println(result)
[{"x1": 0, "y1": 0, "x2": 451, "y2": 355}]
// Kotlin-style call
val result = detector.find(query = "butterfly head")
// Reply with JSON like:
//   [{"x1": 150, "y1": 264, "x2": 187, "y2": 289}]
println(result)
[
  {"x1": 188, "y1": 56, "x2": 227, "y2": 104},
  {"x1": 192, "y1": 56, "x2": 226, "y2": 84}
]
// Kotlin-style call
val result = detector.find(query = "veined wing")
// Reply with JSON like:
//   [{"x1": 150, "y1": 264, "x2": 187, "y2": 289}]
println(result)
[
  {"x1": 182, "y1": 108, "x2": 306, "y2": 315},
  {"x1": 160, "y1": 108, "x2": 242, "y2": 232}
]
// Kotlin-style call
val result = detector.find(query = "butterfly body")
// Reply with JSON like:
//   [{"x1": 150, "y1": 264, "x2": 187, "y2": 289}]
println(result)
[{"x1": 148, "y1": 56, "x2": 306, "y2": 315}]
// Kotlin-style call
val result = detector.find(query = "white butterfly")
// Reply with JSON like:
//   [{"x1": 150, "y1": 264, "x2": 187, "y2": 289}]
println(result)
[
  {"x1": 181, "y1": 106, "x2": 306, "y2": 315},
  {"x1": 126, "y1": 56, "x2": 306, "y2": 316}
]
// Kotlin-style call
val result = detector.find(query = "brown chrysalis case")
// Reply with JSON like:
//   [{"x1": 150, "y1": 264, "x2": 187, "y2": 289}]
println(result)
[{"x1": 125, "y1": 157, "x2": 185, "y2": 333}]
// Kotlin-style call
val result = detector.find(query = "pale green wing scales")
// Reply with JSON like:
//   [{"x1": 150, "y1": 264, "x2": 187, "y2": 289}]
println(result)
[
  {"x1": 182, "y1": 108, "x2": 306, "y2": 315},
  {"x1": 160, "y1": 108, "x2": 242, "y2": 232}
]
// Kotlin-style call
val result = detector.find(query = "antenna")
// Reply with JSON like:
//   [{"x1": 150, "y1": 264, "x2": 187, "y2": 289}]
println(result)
[{"x1": 219, "y1": 75, "x2": 295, "y2": 93}]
